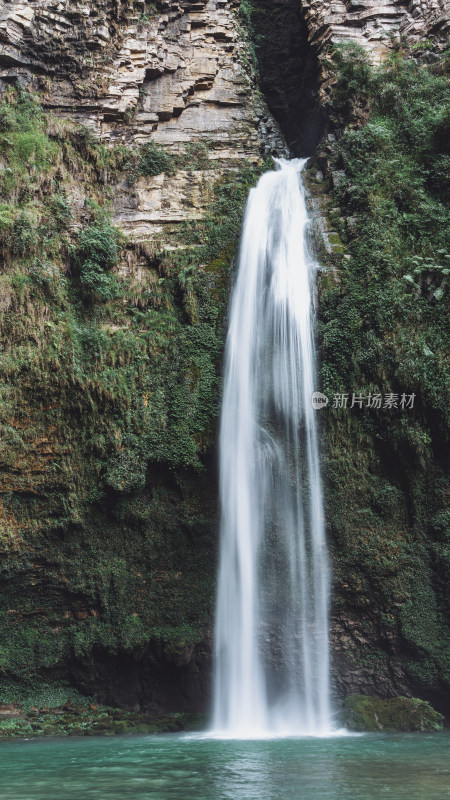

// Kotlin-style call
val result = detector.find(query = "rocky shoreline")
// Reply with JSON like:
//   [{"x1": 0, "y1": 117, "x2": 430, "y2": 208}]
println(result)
[
  {"x1": 0, "y1": 693, "x2": 444, "y2": 739},
  {"x1": 0, "y1": 701, "x2": 206, "y2": 739}
]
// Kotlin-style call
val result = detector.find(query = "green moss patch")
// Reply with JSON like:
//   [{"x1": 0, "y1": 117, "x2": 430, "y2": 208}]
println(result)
[
  {"x1": 0, "y1": 702, "x2": 206, "y2": 739},
  {"x1": 0, "y1": 86, "x2": 270, "y2": 694},
  {"x1": 343, "y1": 694, "x2": 444, "y2": 732},
  {"x1": 314, "y1": 45, "x2": 450, "y2": 699}
]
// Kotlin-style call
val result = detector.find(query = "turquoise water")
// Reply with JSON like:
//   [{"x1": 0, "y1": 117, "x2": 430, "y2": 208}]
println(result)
[{"x1": 0, "y1": 732, "x2": 449, "y2": 799}]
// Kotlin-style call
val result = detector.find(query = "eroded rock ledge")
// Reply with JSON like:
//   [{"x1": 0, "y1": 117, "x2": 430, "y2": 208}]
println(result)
[
  {"x1": 0, "y1": 0, "x2": 285, "y2": 241},
  {"x1": 302, "y1": 0, "x2": 449, "y2": 64}
]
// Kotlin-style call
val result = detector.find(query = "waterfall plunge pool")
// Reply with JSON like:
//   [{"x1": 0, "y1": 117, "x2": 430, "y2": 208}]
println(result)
[{"x1": 1, "y1": 731, "x2": 449, "y2": 799}]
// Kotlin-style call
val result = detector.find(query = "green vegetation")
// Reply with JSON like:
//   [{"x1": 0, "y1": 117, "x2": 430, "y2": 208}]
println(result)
[
  {"x1": 0, "y1": 85, "x2": 267, "y2": 697},
  {"x1": 0, "y1": 679, "x2": 94, "y2": 710},
  {"x1": 74, "y1": 219, "x2": 120, "y2": 300},
  {"x1": 343, "y1": 694, "x2": 444, "y2": 732},
  {"x1": 125, "y1": 140, "x2": 213, "y2": 183},
  {"x1": 134, "y1": 140, "x2": 175, "y2": 177},
  {"x1": 321, "y1": 43, "x2": 449, "y2": 406},
  {"x1": 314, "y1": 44, "x2": 450, "y2": 696},
  {"x1": 0, "y1": 698, "x2": 206, "y2": 739}
]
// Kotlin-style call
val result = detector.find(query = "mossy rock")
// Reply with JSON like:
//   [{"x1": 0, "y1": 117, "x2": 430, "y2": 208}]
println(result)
[
  {"x1": 61, "y1": 715, "x2": 77, "y2": 726},
  {"x1": 113, "y1": 720, "x2": 131, "y2": 735},
  {"x1": 71, "y1": 705, "x2": 87, "y2": 717},
  {"x1": 0, "y1": 719, "x2": 33, "y2": 737},
  {"x1": 68, "y1": 726, "x2": 84, "y2": 736},
  {"x1": 91, "y1": 717, "x2": 114, "y2": 733},
  {"x1": 45, "y1": 726, "x2": 65, "y2": 736},
  {"x1": 343, "y1": 694, "x2": 444, "y2": 732},
  {"x1": 177, "y1": 712, "x2": 206, "y2": 732},
  {"x1": 0, "y1": 704, "x2": 209, "y2": 738},
  {"x1": 132, "y1": 723, "x2": 154, "y2": 734}
]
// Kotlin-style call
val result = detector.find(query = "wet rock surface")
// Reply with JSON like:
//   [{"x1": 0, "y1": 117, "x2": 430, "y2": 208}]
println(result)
[
  {"x1": 342, "y1": 694, "x2": 444, "y2": 732},
  {"x1": 303, "y1": 0, "x2": 449, "y2": 64},
  {"x1": 0, "y1": 701, "x2": 206, "y2": 738}
]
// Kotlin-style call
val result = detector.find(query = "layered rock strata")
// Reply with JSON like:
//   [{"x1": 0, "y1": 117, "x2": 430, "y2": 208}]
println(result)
[
  {"x1": 302, "y1": 0, "x2": 449, "y2": 62},
  {"x1": 0, "y1": 0, "x2": 285, "y2": 242}
]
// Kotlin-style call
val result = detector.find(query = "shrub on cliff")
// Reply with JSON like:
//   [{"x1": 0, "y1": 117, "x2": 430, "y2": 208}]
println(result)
[
  {"x1": 329, "y1": 42, "x2": 372, "y2": 113},
  {"x1": 74, "y1": 221, "x2": 119, "y2": 300},
  {"x1": 135, "y1": 141, "x2": 174, "y2": 178}
]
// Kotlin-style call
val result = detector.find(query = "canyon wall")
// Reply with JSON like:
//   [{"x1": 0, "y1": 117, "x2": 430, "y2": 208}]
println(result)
[
  {"x1": 0, "y1": 0, "x2": 287, "y2": 712},
  {"x1": 303, "y1": 0, "x2": 449, "y2": 60},
  {"x1": 0, "y1": 0, "x2": 448, "y2": 716}
]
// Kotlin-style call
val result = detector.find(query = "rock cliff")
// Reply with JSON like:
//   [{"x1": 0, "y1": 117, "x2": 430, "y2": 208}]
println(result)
[
  {"x1": 0, "y1": 0, "x2": 288, "y2": 713},
  {"x1": 303, "y1": 0, "x2": 449, "y2": 61},
  {"x1": 0, "y1": 0, "x2": 448, "y2": 717},
  {"x1": 1, "y1": 0, "x2": 285, "y2": 235}
]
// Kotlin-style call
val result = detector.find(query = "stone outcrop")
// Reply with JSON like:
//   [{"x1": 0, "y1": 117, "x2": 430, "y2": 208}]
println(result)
[
  {"x1": 342, "y1": 694, "x2": 444, "y2": 732},
  {"x1": 0, "y1": 0, "x2": 285, "y2": 243},
  {"x1": 1, "y1": 0, "x2": 448, "y2": 166},
  {"x1": 302, "y1": 0, "x2": 449, "y2": 63}
]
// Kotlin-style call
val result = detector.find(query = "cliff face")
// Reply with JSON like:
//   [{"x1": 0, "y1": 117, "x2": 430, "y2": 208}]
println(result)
[
  {"x1": 0, "y1": 0, "x2": 286, "y2": 712},
  {"x1": 231, "y1": 0, "x2": 450, "y2": 718},
  {"x1": 1, "y1": 0, "x2": 284, "y2": 229},
  {"x1": 309, "y1": 44, "x2": 449, "y2": 715},
  {"x1": 303, "y1": 0, "x2": 449, "y2": 61},
  {"x1": 0, "y1": 0, "x2": 449, "y2": 716}
]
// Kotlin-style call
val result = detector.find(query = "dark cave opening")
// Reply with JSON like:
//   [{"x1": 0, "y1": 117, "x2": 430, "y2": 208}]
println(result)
[{"x1": 243, "y1": 0, "x2": 326, "y2": 156}]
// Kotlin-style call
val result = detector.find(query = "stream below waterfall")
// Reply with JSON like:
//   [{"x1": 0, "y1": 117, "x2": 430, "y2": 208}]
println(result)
[{"x1": 0, "y1": 732, "x2": 449, "y2": 799}]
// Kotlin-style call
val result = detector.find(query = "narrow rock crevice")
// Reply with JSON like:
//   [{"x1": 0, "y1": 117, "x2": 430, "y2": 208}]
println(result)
[{"x1": 242, "y1": 0, "x2": 326, "y2": 155}]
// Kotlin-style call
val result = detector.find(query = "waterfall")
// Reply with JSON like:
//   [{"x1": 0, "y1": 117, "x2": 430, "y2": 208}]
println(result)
[{"x1": 213, "y1": 158, "x2": 331, "y2": 737}]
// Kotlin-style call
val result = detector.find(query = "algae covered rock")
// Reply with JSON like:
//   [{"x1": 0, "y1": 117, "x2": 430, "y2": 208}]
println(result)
[
  {"x1": 0, "y1": 701, "x2": 208, "y2": 739},
  {"x1": 343, "y1": 694, "x2": 444, "y2": 732}
]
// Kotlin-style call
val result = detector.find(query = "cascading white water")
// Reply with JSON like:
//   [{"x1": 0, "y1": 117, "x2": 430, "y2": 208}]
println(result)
[{"x1": 213, "y1": 158, "x2": 331, "y2": 737}]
